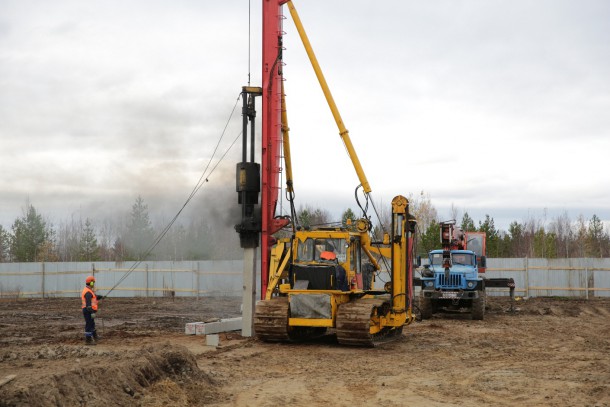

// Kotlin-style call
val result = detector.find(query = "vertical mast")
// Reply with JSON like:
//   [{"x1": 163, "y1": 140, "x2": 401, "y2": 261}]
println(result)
[{"x1": 261, "y1": 0, "x2": 288, "y2": 298}]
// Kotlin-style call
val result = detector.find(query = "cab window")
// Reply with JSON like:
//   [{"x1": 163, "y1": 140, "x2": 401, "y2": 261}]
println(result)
[{"x1": 296, "y1": 238, "x2": 347, "y2": 263}]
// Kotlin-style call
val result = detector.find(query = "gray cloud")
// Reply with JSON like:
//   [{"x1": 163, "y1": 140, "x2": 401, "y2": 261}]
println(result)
[{"x1": 0, "y1": 0, "x2": 609, "y2": 237}]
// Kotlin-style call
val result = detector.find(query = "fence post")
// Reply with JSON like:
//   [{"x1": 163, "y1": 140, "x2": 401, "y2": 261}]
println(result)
[
  {"x1": 196, "y1": 262, "x2": 201, "y2": 299},
  {"x1": 585, "y1": 265, "x2": 589, "y2": 300},
  {"x1": 41, "y1": 262, "x2": 45, "y2": 299},
  {"x1": 146, "y1": 263, "x2": 149, "y2": 297},
  {"x1": 525, "y1": 257, "x2": 529, "y2": 298},
  {"x1": 586, "y1": 257, "x2": 595, "y2": 300}
]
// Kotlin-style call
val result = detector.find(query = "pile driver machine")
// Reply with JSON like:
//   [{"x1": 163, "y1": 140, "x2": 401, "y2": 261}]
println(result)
[{"x1": 235, "y1": 0, "x2": 417, "y2": 346}]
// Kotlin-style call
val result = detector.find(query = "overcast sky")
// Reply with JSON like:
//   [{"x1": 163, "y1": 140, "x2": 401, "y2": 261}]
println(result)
[{"x1": 1, "y1": 0, "x2": 609, "y2": 233}]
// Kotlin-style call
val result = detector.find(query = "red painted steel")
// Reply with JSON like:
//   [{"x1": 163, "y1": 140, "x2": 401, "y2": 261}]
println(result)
[{"x1": 261, "y1": 0, "x2": 289, "y2": 299}]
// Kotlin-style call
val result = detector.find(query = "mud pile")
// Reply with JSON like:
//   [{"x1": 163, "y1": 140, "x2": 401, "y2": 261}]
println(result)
[{"x1": 0, "y1": 344, "x2": 217, "y2": 407}]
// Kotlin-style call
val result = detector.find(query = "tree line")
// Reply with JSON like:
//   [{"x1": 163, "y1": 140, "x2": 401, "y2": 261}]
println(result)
[
  {"x1": 401, "y1": 192, "x2": 609, "y2": 259},
  {"x1": 1, "y1": 192, "x2": 609, "y2": 263},
  {"x1": 304, "y1": 192, "x2": 610, "y2": 259},
  {"x1": 0, "y1": 196, "x2": 240, "y2": 263},
  {"x1": 415, "y1": 212, "x2": 610, "y2": 258}
]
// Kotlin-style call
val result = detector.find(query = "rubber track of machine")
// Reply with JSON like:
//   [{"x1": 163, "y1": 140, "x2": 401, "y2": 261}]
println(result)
[
  {"x1": 254, "y1": 297, "x2": 291, "y2": 342},
  {"x1": 336, "y1": 298, "x2": 386, "y2": 347}
]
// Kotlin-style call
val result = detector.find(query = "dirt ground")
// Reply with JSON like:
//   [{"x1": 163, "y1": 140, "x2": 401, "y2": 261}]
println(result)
[{"x1": 0, "y1": 295, "x2": 609, "y2": 407}]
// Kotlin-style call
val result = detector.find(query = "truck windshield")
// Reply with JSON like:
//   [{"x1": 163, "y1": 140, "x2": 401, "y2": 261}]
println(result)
[
  {"x1": 296, "y1": 238, "x2": 347, "y2": 263},
  {"x1": 430, "y1": 253, "x2": 475, "y2": 266}
]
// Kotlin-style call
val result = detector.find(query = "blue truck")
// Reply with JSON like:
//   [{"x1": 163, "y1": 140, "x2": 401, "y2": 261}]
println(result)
[
  {"x1": 417, "y1": 221, "x2": 515, "y2": 320},
  {"x1": 419, "y1": 248, "x2": 487, "y2": 320}
]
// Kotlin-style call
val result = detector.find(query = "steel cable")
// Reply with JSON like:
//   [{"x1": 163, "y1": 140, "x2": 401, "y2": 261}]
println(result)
[{"x1": 103, "y1": 93, "x2": 242, "y2": 297}]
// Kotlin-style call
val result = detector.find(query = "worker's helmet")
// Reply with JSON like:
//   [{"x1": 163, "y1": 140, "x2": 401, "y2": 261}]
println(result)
[
  {"x1": 320, "y1": 251, "x2": 336, "y2": 261},
  {"x1": 86, "y1": 276, "x2": 96, "y2": 286}
]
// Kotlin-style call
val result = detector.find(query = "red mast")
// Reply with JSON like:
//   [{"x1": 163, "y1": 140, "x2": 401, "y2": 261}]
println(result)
[{"x1": 261, "y1": 0, "x2": 289, "y2": 298}]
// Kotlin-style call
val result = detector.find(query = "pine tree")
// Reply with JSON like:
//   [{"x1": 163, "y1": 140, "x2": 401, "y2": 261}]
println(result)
[
  {"x1": 461, "y1": 212, "x2": 476, "y2": 232},
  {"x1": 508, "y1": 222, "x2": 525, "y2": 257},
  {"x1": 532, "y1": 228, "x2": 557, "y2": 258},
  {"x1": 587, "y1": 214, "x2": 605, "y2": 258},
  {"x1": 298, "y1": 208, "x2": 311, "y2": 228},
  {"x1": 124, "y1": 196, "x2": 155, "y2": 260},
  {"x1": 478, "y1": 215, "x2": 499, "y2": 257},
  {"x1": 10, "y1": 204, "x2": 53, "y2": 262},
  {"x1": 418, "y1": 220, "x2": 440, "y2": 256},
  {"x1": 341, "y1": 208, "x2": 357, "y2": 229},
  {"x1": 574, "y1": 215, "x2": 588, "y2": 257},
  {"x1": 80, "y1": 218, "x2": 100, "y2": 261},
  {"x1": 296, "y1": 205, "x2": 330, "y2": 229},
  {"x1": 0, "y1": 225, "x2": 10, "y2": 262}
]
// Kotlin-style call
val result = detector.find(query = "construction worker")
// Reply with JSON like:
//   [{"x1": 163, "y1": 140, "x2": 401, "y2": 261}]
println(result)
[{"x1": 81, "y1": 275, "x2": 105, "y2": 345}]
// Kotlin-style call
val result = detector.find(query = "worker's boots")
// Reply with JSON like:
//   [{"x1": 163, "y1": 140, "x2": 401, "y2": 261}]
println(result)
[
  {"x1": 85, "y1": 336, "x2": 96, "y2": 346},
  {"x1": 92, "y1": 331, "x2": 100, "y2": 342}
]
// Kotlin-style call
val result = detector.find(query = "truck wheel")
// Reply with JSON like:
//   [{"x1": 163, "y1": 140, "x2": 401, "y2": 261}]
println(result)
[
  {"x1": 471, "y1": 290, "x2": 486, "y2": 320},
  {"x1": 420, "y1": 295, "x2": 433, "y2": 320}
]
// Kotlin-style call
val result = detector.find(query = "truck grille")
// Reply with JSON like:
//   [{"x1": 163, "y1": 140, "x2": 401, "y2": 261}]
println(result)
[{"x1": 437, "y1": 273, "x2": 462, "y2": 287}]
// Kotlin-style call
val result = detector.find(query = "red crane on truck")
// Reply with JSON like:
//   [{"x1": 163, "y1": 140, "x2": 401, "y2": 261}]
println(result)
[{"x1": 416, "y1": 221, "x2": 516, "y2": 319}]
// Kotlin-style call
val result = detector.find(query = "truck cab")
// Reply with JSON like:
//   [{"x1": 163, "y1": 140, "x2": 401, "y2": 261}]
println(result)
[{"x1": 423, "y1": 250, "x2": 483, "y2": 291}]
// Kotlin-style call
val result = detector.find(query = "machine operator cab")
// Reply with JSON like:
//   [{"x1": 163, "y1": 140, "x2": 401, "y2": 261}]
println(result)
[
  {"x1": 291, "y1": 232, "x2": 366, "y2": 291},
  {"x1": 296, "y1": 237, "x2": 347, "y2": 263}
]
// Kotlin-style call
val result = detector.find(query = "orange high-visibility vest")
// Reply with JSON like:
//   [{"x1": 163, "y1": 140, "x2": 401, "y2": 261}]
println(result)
[{"x1": 81, "y1": 286, "x2": 98, "y2": 311}]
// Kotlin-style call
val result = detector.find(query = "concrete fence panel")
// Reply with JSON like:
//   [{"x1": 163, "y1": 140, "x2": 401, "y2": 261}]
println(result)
[{"x1": 0, "y1": 258, "x2": 608, "y2": 298}]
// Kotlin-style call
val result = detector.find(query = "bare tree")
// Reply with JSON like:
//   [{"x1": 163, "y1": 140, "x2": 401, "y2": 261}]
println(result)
[
  {"x1": 549, "y1": 211, "x2": 572, "y2": 258},
  {"x1": 56, "y1": 215, "x2": 82, "y2": 262},
  {"x1": 409, "y1": 191, "x2": 438, "y2": 234}
]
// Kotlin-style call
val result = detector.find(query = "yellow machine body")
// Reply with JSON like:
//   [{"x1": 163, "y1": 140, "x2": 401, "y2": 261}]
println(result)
[
  {"x1": 257, "y1": 197, "x2": 416, "y2": 346},
  {"x1": 252, "y1": 2, "x2": 416, "y2": 346}
]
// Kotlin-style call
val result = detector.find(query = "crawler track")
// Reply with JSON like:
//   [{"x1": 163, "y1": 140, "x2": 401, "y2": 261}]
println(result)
[
  {"x1": 336, "y1": 298, "x2": 403, "y2": 347},
  {"x1": 254, "y1": 297, "x2": 328, "y2": 342},
  {"x1": 255, "y1": 296, "x2": 404, "y2": 346},
  {"x1": 253, "y1": 297, "x2": 291, "y2": 342}
]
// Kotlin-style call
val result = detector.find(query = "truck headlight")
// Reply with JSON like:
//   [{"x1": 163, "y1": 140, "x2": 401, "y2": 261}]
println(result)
[
  {"x1": 425, "y1": 281, "x2": 434, "y2": 287},
  {"x1": 467, "y1": 281, "x2": 475, "y2": 288}
]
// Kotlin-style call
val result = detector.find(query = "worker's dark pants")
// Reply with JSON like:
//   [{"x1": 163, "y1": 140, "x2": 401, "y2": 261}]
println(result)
[
  {"x1": 362, "y1": 264, "x2": 375, "y2": 291},
  {"x1": 82, "y1": 308, "x2": 96, "y2": 338},
  {"x1": 335, "y1": 265, "x2": 348, "y2": 291}
]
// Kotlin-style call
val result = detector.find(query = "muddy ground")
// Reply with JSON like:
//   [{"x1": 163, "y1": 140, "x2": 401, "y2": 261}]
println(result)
[{"x1": 0, "y1": 295, "x2": 609, "y2": 407}]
